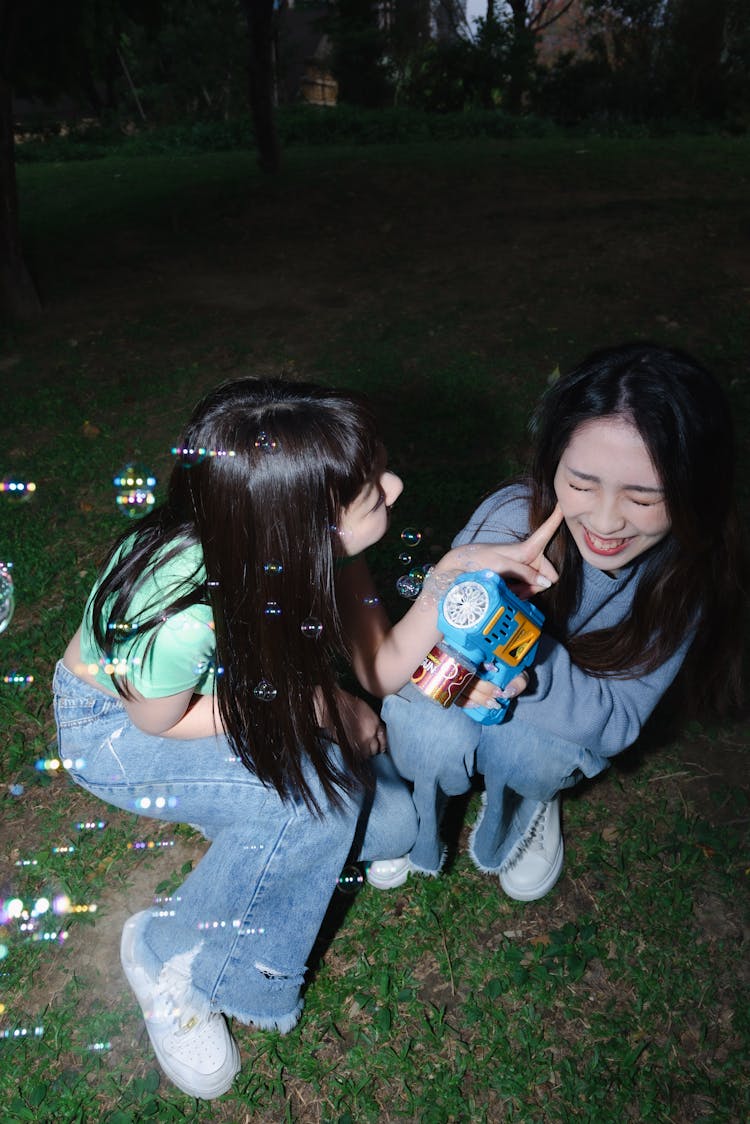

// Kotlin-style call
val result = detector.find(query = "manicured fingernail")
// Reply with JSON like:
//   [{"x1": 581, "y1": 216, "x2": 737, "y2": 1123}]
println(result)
[{"x1": 536, "y1": 576, "x2": 552, "y2": 589}]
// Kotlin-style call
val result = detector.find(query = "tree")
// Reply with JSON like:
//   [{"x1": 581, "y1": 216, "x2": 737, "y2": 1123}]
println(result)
[{"x1": 0, "y1": 0, "x2": 40, "y2": 321}]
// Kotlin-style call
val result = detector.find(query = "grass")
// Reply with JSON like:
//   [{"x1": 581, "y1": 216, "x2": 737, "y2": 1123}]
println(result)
[{"x1": 0, "y1": 133, "x2": 748, "y2": 1122}]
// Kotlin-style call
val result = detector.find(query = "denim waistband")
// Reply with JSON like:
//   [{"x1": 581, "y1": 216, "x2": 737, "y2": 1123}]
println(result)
[{"x1": 52, "y1": 659, "x2": 125, "y2": 713}]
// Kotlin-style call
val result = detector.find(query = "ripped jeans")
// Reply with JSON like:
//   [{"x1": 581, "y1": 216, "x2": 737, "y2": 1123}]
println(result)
[{"x1": 53, "y1": 662, "x2": 417, "y2": 1032}]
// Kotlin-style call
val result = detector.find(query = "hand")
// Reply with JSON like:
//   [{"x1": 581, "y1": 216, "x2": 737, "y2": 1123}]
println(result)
[
  {"x1": 446, "y1": 505, "x2": 564, "y2": 599},
  {"x1": 325, "y1": 687, "x2": 388, "y2": 756},
  {"x1": 458, "y1": 669, "x2": 530, "y2": 711}
]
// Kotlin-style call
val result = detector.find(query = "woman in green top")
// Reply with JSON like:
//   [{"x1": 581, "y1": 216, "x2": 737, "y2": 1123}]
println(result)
[{"x1": 54, "y1": 376, "x2": 559, "y2": 1099}]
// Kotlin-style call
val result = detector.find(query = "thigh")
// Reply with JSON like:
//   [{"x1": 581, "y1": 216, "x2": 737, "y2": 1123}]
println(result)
[{"x1": 477, "y1": 718, "x2": 604, "y2": 801}]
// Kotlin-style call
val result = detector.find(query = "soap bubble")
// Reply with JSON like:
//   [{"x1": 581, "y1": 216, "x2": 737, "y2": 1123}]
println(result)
[
  {"x1": 398, "y1": 553, "x2": 412, "y2": 566},
  {"x1": 363, "y1": 595, "x2": 381, "y2": 608},
  {"x1": 300, "y1": 617, "x2": 323, "y2": 639},
  {"x1": 401, "y1": 528, "x2": 422, "y2": 546},
  {"x1": 263, "y1": 560, "x2": 283, "y2": 574},
  {"x1": 254, "y1": 432, "x2": 279, "y2": 454},
  {"x1": 171, "y1": 446, "x2": 206, "y2": 467},
  {"x1": 336, "y1": 865, "x2": 364, "y2": 895},
  {"x1": 114, "y1": 465, "x2": 157, "y2": 519},
  {"x1": 0, "y1": 562, "x2": 14, "y2": 634},
  {"x1": 0, "y1": 480, "x2": 36, "y2": 502},
  {"x1": 253, "y1": 679, "x2": 277, "y2": 702},
  {"x1": 396, "y1": 575, "x2": 422, "y2": 600},
  {"x1": 408, "y1": 565, "x2": 427, "y2": 584},
  {"x1": 264, "y1": 601, "x2": 282, "y2": 617}
]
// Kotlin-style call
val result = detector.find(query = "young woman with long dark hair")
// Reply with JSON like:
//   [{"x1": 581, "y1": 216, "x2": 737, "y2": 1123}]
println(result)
[
  {"x1": 371, "y1": 343, "x2": 745, "y2": 899},
  {"x1": 54, "y1": 376, "x2": 557, "y2": 1099}
]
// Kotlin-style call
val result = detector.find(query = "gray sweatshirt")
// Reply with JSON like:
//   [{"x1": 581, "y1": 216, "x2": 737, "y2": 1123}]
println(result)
[{"x1": 453, "y1": 487, "x2": 692, "y2": 757}]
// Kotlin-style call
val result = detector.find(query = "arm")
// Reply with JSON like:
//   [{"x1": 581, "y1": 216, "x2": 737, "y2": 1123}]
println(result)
[
  {"x1": 515, "y1": 631, "x2": 693, "y2": 756},
  {"x1": 338, "y1": 508, "x2": 563, "y2": 699}
]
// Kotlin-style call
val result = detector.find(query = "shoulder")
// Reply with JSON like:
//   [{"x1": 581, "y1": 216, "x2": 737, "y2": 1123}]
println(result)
[{"x1": 452, "y1": 483, "x2": 532, "y2": 547}]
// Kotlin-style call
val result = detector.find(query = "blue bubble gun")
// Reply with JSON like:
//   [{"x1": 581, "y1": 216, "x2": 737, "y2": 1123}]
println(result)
[{"x1": 411, "y1": 569, "x2": 545, "y2": 725}]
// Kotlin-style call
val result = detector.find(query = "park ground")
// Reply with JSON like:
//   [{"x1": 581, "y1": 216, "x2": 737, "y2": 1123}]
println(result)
[{"x1": 0, "y1": 134, "x2": 748, "y2": 1122}]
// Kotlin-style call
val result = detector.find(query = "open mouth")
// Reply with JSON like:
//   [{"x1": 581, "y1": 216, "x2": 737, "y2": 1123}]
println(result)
[{"x1": 582, "y1": 528, "x2": 632, "y2": 556}]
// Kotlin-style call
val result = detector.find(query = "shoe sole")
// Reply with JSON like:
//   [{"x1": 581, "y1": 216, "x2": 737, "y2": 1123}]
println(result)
[{"x1": 120, "y1": 913, "x2": 241, "y2": 1099}]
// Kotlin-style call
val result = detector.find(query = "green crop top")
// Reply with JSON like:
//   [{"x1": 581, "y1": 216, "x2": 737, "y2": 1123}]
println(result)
[{"x1": 79, "y1": 536, "x2": 217, "y2": 698}]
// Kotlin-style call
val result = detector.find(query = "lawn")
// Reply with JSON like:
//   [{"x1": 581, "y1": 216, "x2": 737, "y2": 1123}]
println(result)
[{"x1": 0, "y1": 133, "x2": 748, "y2": 1123}]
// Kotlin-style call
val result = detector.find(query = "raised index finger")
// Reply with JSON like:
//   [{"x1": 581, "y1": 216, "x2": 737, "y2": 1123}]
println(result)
[{"x1": 522, "y1": 504, "x2": 564, "y2": 561}]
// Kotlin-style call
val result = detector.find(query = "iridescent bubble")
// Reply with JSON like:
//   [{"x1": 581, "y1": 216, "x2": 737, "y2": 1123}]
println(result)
[
  {"x1": 398, "y1": 553, "x2": 412, "y2": 566},
  {"x1": 0, "y1": 562, "x2": 14, "y2": 634},
  {"x1": 336, "y1": 865, "x2": 364, "y2": 895},
  {"x1": 171, "y1": 446, "x2": 207, "y2": 468},
  {"x1": 0, "y1": 480, "x2": 36, "y2": 502},
  {"x1": 254, "y1": 432, "x2": 279, "y2": 454},
  {"x1": 2, "y1": 673, "x2": 33, "y2": 686},
  {"x1": 107, "y1": 620, "x2": 132, "y2": 634},
  {"x1": 114, "y1": 464, "x2": 157, "y2": 519},
  {"x1": 408, "y1": 566, "x2": 426, "y2": 584},
  {"x1": 363, "y1": 595, "x2": 381, "y2": 607},
  {"x1": 264, "y1": 601, "x2": 282, "y2": 617},
  {"x1": 300, "y1": 617, "x2": 323, "y2": 639},
  {"x1": 263, "y1": 560, "x2": 283, "y2": 574},
  {"x1": 253, "y1": 679, "x2": 277, "y2": 702},
  {"x1": 396, "y1": 575, "x2": 422, "y2": 600},
  {"x1": 401, "y1": 528, "x2": 422, "y2": 546}
]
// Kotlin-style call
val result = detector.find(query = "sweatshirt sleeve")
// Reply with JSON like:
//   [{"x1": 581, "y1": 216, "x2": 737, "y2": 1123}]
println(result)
[{"x1": 515, "y1": 631, "x2": 692, "y2": 756}]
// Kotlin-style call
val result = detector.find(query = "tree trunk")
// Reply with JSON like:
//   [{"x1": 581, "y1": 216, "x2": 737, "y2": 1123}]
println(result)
[
  {"x1": 240, "y1": 0, "x2": 280, "y2": 175},
  {"x1": 0, "y1": 0, "x2": 40, "y2": 321}
]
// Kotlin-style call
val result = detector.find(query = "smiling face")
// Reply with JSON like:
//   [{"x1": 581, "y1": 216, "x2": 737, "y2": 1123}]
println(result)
[
  {"x1": 553, "y1": 416, "x2": 671, "y2": 573},
  {"x1": 336, "y1": 468, "x2": 404, "y2": 556}
]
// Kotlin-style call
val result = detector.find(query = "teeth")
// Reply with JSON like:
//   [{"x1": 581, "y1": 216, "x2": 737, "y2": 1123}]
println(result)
[{"x1": 586, "y1": 530, "x2": 626, "y2": 551}]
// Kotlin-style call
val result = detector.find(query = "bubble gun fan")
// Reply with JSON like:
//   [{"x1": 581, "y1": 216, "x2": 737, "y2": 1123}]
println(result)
[{"x1": 411, "y1": 570, "x2": 545, "y2": 725}]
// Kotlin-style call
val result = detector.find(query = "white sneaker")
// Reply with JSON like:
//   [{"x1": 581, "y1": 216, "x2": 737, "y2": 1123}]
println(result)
[
  {"x1": 120, "y1": 911, "x2": 241, "y2": 1099},
  {"x1": 499, "y1": 798, "x2": 564, "y2": 902},
  {"x1": 366, "y1": 856, "x2": 410, "y2": 890}
]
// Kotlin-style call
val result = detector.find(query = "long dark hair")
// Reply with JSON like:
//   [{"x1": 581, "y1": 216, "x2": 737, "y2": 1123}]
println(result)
[
  {"x1": 91, "y1": 377, "x2": 383, "y2": 810},
  {"x1": 526, "y1": 343, "x2": 745, "y2": 715}
]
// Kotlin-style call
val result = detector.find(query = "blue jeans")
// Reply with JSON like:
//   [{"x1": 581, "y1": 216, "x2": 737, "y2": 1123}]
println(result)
[
  {"x1": 53, "y1": 662, "x2": 417, "y2": 1031},
  {"x1": 382, "y1": 684, "x2": 610, "y2": 874}
]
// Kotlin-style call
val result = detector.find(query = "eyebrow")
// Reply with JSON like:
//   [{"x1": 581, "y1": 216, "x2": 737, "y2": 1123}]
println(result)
[{"x1": 567, "y1": 468, "x2": 664, "y2": 494}]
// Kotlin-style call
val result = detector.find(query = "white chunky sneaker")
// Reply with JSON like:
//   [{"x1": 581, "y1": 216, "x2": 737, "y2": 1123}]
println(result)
[
  {"x1": 366, "y1": 856, "x2": 410, "y2": 890},
  {"x1": 499, "y1": 798, "x2": 564, "y2": 902},
  {"x1": 120, "y1": 911, "x2": 241, "y2": 1099}
]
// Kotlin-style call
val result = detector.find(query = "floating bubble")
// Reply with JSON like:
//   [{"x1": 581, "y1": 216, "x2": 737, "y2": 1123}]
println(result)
[
  {"x1": 398, "y1": 553, "x2": 412, "y2": 566},
  {"x1": 300, "y1": 617, "x2": 323, "y2": 639},
  {"x1": 0, "y1": 1026, "x2": 44, "y2": 1038},
  {"x1": 396, "y1": 574, "x2": 422, "y2": 600},
  {"x1": 363, "y1": 595, "x2": 381, "y2": 607},
  {"x1": 86, "y1": 1042, "x2": 112, "y2": 1052},
  {"x1": 263, "y1": 560, "x2": 283, "y2": 574},
  {"x1": 2, "y1": 673, "x2": 33, "y2": 686},
  {"x1": 113, "y1": 464, "x2": 157, "y2": 519},
  {"x1": 0, "y1": 480, "x2": 36, "y2": 501},
  {"x1": 171, "y1": 446, "x2": 207, "y2": 467},
  {"x1": 107, "y1": 620, "x2": 132, "y2": 634},
  {"x1": 254, "y1": 432, "x2": 279, "y2": 454},
  {"x1": 408, "y1": 566, "x2": 427, "y2": 584},
  {"x1": 126, "y1": 839, "x2": 176, "y2": 851},
  {"x1": 76, "y1": 821, "x2": 106, "y2": 830},
  {"x1": 264, "y1": 601, "x2": 282, "y2": 617},
  {"x1": 0, "y1": 562, "x2": 14, "y2": 634},
  {"x1": 401, "y1": 528, "x2": 422, "y2": 546},
  {"x1": 336, "y1": 865, "x2": 364, "y2": 895},
  {"x1": 253, "y1": 679, "x2": 277, "y2": 702},
  {"x1": 9, "y1": 784, "x2": 24, "y2": 797}
]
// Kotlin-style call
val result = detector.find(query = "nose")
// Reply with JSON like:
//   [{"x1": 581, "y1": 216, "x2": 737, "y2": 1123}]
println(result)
[
  {"x1": 381, "y1": 470, "x2": 403, "y2": 507},
  {"x1": 589, "y1": 492, "x2": 626, "y2": 535}
]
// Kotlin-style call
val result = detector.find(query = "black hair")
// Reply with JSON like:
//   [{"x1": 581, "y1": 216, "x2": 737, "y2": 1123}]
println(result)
[{"x1": 92, "y1": 377, "x2": 383, "y2": 810}]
